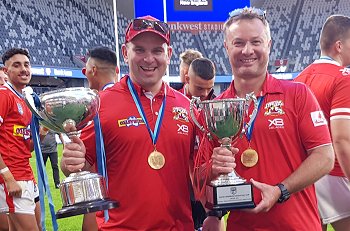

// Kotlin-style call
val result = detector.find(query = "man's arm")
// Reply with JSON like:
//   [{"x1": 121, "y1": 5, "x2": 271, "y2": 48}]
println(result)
[
  {"x1": 0, "y1": 153, "x2": 22, "y2": 197},
  {"x1": 249, "y1": 144, "x2": 334, "y2": 213},
  {"x1": 331, "y1": 119, "x2": 350, "y2": 178},
  {"x1": 280, "y1": 144, "x2": 334, "y2": 194}
]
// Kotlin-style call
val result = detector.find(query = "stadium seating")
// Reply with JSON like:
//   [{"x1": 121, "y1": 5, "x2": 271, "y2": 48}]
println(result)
[{"x1": 0, "y1": 0, "x2": 350, "y2": 75}]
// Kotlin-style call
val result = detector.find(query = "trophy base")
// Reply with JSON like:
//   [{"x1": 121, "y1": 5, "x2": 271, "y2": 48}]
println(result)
[
  {"x1": 206, "y1": 183, "x2": 255, "y2": 210},
  {"x1": 56, "y1": 199, "x2": 119, "y2": 219}
]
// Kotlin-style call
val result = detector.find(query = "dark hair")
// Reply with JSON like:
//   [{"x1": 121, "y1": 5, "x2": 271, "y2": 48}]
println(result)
[
  {"x1": 320, "y1": 15, "x2": 350, "y2": 52},
  {"x1": 190, "y1": 58, "x2": 215, "y2": 80},
  {"x1": 2, "y1": 48, "x2": 30, "y2": 64},
  {"x1": 87, "y1": 46, "x2": 117, "y2": 66}
]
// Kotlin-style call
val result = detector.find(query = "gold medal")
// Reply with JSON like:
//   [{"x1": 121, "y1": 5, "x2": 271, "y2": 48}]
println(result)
[
  {"x1": 241, "y1": 148, "x2": 259, "y2": 167},
  {"x1": 148, "y1": 150, "x2": 165, "y2": 170}
]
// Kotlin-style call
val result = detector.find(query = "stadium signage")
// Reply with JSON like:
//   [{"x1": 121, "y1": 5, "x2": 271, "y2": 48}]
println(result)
[
  {"x1": 175, "y1": 0, "x2": 212, "y2": 11},
  {"x1": 31, "y1": 66, "x2": 85, "y2": 79},
  {"x1": 168, "y1": 22, "x2": 223, "y2": 31}
]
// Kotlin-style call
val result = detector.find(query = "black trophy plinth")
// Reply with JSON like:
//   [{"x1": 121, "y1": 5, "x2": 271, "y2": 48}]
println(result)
[
  {"x1": 56, "y1": 199, "x2": 119, "y2": 219},
  {"x1": 206, "y1": 182, "x2": 255, "y2": 211}
]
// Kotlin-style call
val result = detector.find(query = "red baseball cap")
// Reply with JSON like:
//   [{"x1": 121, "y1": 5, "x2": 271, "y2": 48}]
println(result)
[{"x1": 125, "y1": 15, "x2": 170, "y2": 45}]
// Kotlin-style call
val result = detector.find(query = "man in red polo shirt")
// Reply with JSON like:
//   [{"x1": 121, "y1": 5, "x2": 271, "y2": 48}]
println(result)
[
  {"x1": 61, "y1": 16, "x2": 223, "y2": 230},
  {"x1": 196, "y1": 7, "x2": 335, "y2": 231},
  {"x1": 295, "y1": 15, "x2": 350, "y2": 231}
]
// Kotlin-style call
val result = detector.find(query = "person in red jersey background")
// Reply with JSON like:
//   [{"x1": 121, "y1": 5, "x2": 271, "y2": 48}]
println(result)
[{"x1": 295, "y1": 15, "x2": 350, "y2": 231}]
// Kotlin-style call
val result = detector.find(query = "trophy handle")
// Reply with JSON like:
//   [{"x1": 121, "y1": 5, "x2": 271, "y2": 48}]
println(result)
[
  {"x1": 243, "y1": 92, "x2": 259, "y2": 134},
  {"x1": 189, "y1": 97, "x2": 211, "y2": 138}
]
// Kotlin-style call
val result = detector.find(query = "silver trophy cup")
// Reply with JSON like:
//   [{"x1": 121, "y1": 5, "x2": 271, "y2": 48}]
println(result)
[
  {"x1": 190, "y1": 93, "x2": 258, "y2": 210},
  {"x1": 23, "y1": 87, "x2": 118, "y2": 218}
]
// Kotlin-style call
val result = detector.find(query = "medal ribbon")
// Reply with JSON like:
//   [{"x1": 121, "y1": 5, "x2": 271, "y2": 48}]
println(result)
[
  {"x1": 245, "y1": 96, "x2": 264, "y2": 142},
  {"x1": 127, "y1": 77, "x2": 166, "y2": 146},
  {"x1": 30, "y1": 92, "x2": 59, "y2": 231},
  {"x1": 93, "y1": 114, "x2": 109, "y2": 222}
]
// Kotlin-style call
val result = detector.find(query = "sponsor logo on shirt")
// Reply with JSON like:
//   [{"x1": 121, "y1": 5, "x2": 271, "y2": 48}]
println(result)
[
  {"x1": 268, "y1": 118, "x2": 284, "y2": 129},
  {"x1": 0, "y1": 116, "x2": 3, "y2": 127},
  {"x1": 264, "y1": 100, "x2": 285, "y2": 116},
  {"x1": 340, "y1": 67, "x2": 350, "y2": 76},
  {"x1": 311, "y1": 111, "x2": 327, "y2": 127},
  {"x1": 17, "y1": 103, "x2": 24, "y2": 115},
  {"x1": 13, "y1": 124, "x2": 31, "y2": 140},
  {"x1": 118, "y1": 116, "x2": 145, "y2": 127},
  {"x1": 172, "y1": 107, "x2": 189, "y2": 122},
  {"x1": 177, "y1": 124, "x2": 189, "y2": 135}
]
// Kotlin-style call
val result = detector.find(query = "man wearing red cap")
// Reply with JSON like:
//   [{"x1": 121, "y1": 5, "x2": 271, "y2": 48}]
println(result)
[{"x1": 61, "y1": 15, "x2": 221, "y2": 230}]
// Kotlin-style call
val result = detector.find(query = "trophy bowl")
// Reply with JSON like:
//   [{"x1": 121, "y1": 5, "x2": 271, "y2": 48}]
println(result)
[
  {"x1": 190, "y1": 95, "x2": 258, "y2": 211},
  {"x1": 23, "y1": 87, "x2": 99, "y2": 135},
  {"x1": 23, "y1": 87, "x2": 119, "y2": 218}
]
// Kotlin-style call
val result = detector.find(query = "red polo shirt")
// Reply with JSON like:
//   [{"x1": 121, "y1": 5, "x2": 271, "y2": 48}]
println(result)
[
  {"x1": 82, "y1": 76, "x2": 196, "y2": 230},
  {"x1": 295, "y1": 59, "x2": 350, "y2": 177},
  {"x1": 200, "y1": 73, "x2": 331, "y2": 231}
]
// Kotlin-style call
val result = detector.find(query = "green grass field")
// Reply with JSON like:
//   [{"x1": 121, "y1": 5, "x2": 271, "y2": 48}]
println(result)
[
  {"x1": 31, "y1": 144, "x2": 336, "y2": 231},
  {"x1": 30, "y1": 144, "x2": 83, "y2": 231}
]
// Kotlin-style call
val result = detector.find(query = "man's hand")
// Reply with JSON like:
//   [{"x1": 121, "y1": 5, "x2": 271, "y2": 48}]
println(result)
[
  {"x1": 245, "y1": 178, "x2": 280, "y2": 213},
  {"x1": 211, "y1": 146, "x2": 238, "y2": 180},
  {"x1": 202, "y1": 216, "x2": 225, "y2": 231},
  {"x1": 2, "y1": 171, "x2": 22, "y2": 198},
  {"x1": 61, "y1": 136, "x2": 86, "y2": 174}
]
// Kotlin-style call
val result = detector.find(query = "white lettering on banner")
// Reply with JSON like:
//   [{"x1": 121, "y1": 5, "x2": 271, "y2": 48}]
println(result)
[
  {"x1": 180, "y1": 0, "x2": 190, "y2": 5},
  {"x1": 53, "y1": 69, "x2": 73, "y2": 77},
  {"x1": 168, "y1": 22, "x2": 223, "y2": 32},
  {"x1": 31, "y1": 67, "x2": 45, "y2": 75},
  {"x1": 179, "y1": 0, "x2": 208, "y2": 6}
]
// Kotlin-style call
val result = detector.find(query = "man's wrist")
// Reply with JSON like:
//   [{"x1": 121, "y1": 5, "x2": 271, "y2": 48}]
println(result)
[
  {"x1": 0, "y1": 167, "x2": 9, "y2": 174},
  {"x1": 206, "y1": 210, "x2": 227, "y2": 220}
]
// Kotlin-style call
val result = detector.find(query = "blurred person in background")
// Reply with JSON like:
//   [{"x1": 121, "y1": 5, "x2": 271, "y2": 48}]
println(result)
[
  {"x1": 81, "y1": 46, "x2": 118, "y2": 231},
  {"x1": 172, "y1": 49, "x2": 203, "y2": 90},
  {"x1": 179, "y1": 57, "x2": 216, "y2": 101},
  {"x1": 39, "y1": 127, "x2": 64, "y2": 189},
  {"x1": 295, "y1": 15, "x2": 350, "y2": 231},
  {"x1": 0, "y1": 67, "x2": 8, "y2": 85},
  {"x1": 0, "y1": 67, "x2": 8, "y2": 230},
  {"x1": 82, "y1": 46, "x2": 119, "y2": 91}
]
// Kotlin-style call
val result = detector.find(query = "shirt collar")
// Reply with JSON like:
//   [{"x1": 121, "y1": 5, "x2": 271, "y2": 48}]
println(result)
[
  {"x1": 121, "y1": 75, "x2": 175, "y2": 98},
  {"x1": 226, "y1": 72, "x2": 283, "y2": 98}
]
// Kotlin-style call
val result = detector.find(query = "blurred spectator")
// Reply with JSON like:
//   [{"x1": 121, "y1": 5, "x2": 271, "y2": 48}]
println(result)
[
  {"x1": 39, "y1": 127, "x2": 64, "y2": 189},
  {"x1": 179, "y1": 57, "x2": 216, "y2": 101},
  {"x1": 173, "y1": 49, "x2": 203, "y2": 90},
  {"x1": 82, "y1": 46, "x2": 119, "y2": 91}
]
